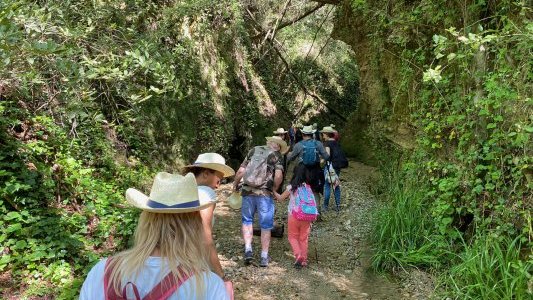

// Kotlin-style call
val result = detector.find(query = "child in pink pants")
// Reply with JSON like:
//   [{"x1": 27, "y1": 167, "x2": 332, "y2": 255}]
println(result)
[{"x1": 275, "y1": 164, "x2": 314, "y2": 269}]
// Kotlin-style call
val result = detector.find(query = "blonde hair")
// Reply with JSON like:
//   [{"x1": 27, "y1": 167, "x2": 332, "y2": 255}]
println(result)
[{"x1": 107, "y1": 211, "x2": 210, "y2": 296}]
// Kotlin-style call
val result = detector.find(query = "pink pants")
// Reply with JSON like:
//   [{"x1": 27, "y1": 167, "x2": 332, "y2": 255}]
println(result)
[{"x1": 287, "y1": 215, "x2": 312, "y2": 264}]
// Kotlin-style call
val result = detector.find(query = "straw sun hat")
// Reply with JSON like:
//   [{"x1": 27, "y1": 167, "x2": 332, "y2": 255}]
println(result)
[
  {"x1": 266, "y1": 136, "x2": 289, "y2": 154},
  {"x1": 301, "y1": 125, "x2": 316, "y2": 135},
  {"x1": 320, "y1": 126, "x2": 336, "y2": 133},
  {"x1": 126, "y1": 172, "x2": 213, "y2": 213},
  {"x1": 273, "y1": 128, "x2": 288, "y2": 135},
  {"x1": 184, "y1": 153, "x2": 235, "y2": 178}
]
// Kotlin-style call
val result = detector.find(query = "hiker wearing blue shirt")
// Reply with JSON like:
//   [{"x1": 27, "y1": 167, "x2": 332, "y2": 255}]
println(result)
[{"x1": 287, "y1": 125, "x2": 330, "y2": 211}]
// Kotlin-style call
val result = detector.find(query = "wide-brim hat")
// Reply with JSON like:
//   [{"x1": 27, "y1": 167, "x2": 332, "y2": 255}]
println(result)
[
  {"x1": 184, "y1": 153, "x2": 235, "y2": 178},
  {"x1": 273, "y1": 128, "x2": 288, "y2": 134},
  {"x1": 301, "y1": 125, "x2": 316, "y2": 135},
  {"x1": 266, "y1": 136, "x2": 289, "y2": 154},
  {"x1": 320, "y1": 126, "x2": 336, "y2": 133},
  {"x1": 126, "y1": 172, "x2": 214, "y2": 213}
]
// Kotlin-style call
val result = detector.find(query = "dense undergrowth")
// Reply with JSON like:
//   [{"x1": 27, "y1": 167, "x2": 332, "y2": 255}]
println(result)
[{"x1": 346, "y1": 0, "x2": 533, "y2": 298}]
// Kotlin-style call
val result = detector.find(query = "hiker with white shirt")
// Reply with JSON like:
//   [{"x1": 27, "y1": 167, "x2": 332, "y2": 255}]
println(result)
[
  {"x1": 79, "y1": 172, "x2": 228, "y2": 300},
  {"x1": 183, "y1": 153, "x2": 235, "y2": 282}
]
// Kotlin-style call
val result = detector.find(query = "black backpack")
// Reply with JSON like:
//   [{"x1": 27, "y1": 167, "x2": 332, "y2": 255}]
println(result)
[{"x1": 329, "y1": 142, "x2": 348, "y2": 169}]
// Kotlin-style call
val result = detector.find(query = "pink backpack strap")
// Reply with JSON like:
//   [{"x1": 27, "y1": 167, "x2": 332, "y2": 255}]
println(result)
[
  {"x1": 122, "y1": 282, "x2": 141, "y2": 300},
  {"x1": 104, "y1": 258, "x2": 125, "y2": 300},
  {"x1": 143, "y1": 267, "x2": 191, "y2": 300},
  {"x1": 104, "y1": 257, "x2": 191, "y2": 300}
]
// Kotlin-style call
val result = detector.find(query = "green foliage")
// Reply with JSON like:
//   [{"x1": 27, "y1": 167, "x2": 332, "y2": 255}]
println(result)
[
  {"x1": 0, "y1": 101, "x2": 148, "y2": 297},
  {"x1": 350, "y1": 0, "x2": 532, "y2": 297},
  {"x1": 443, "y1": 234, "x2": 532, "y2": 299},
  {"x1": 371, "y1": 164, "x2": 444, "y2": 271}
]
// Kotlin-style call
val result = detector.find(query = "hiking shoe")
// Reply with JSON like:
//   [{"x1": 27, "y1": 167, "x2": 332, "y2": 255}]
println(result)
[
  {"x1": 244, "y1": 250, "x2": 253, "y2": 265},
  {"x1": 259, "y1": 256, "x2": 270, "y2": 267},
  {"x1": 294, "y1": 260, "x2": 303, "y2": 270}
]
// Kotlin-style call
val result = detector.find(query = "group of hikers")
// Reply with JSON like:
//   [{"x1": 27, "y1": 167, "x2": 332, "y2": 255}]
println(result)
[{"x1": 79, "y1": 123, "x2": 348, "y2": 299}]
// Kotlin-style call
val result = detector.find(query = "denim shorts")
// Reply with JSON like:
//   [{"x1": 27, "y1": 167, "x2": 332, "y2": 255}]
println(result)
[{"x1": 241, "y1": 195, "x2": 274, "y2": 230}]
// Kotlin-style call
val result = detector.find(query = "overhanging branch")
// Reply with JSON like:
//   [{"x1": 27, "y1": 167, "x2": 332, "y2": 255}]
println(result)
[
  {"x1": 311, "y1": 0, "x2": 340, "y2": 4},
  {"x1": 244, "y1": 7, "x2": 347, "y2": 121},
  {"x1": 253, "y1": 3, "x2": 325, "y2": 39},
  {"x1": 271, "y1": 41, "x2": 347, "y2": 121}
]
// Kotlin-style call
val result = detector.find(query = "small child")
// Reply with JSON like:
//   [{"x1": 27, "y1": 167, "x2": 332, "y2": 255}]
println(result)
[{"x1": 275, "y1": 163, "x2": 316, "y2": 269}]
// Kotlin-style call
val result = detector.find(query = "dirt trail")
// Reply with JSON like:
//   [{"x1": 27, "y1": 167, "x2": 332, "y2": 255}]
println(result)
[{"x1": 213, "y1": 161, "x2": 424, "y2": 299}]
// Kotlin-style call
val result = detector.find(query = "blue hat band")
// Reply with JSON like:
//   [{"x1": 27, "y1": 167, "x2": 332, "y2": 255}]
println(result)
[{"x1": 147, "y1": 199, "x2": 200, "y2": 209}]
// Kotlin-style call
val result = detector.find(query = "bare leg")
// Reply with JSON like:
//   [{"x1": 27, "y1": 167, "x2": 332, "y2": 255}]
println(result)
[
  {"x1": 242, "y1": 224, "x2": 253, "y2": 251},
  {"x1": 260, "y1": 230, "x2": 271, "y2": 257}
]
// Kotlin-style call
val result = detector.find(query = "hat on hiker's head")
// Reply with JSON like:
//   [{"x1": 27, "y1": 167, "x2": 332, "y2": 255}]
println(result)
[
  {"x1": 126, "y1": 172, "x2": 214, "y2": 213},
  {"x1": 184, "y1": 153, "x2": 235, "y2": 178},
  {"x1": 273, "y1": 128, "x2": 288, "y2": 135},
  {"x1": 301, "y1": 125, "x2": 316, "y2": 135},
  {"x1": 266, "y1": 136, "x2": 289, "y2": 154},
  {"x1": 320, "y1": 126, "x2": 336, "y2": 133}
]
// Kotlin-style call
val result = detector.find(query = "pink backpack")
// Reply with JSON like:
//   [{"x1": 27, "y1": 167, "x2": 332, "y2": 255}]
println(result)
[
  {"x1": 103, "y1": 258, "x2": 191, "y2": 300},
  {"x1": 291, "y1": 184, "x2": 318, "y2": 222}
]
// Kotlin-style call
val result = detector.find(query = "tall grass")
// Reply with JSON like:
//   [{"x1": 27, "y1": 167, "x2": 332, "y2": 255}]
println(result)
[
  {"x1": 371, "y1": 170, "x2": 441, "y2": 271},
  {"x1": 444, "y1": 234, "x2": 532, "y2": 299}
]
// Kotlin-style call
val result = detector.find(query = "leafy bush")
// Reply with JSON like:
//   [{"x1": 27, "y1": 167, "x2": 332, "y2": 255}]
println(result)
[{"x1": 353, "y1": 0, "x2": 532, "y2": 297}]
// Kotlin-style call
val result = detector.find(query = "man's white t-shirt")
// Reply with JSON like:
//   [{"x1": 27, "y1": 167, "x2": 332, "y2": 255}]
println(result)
[{"x1": 79, "y1": 257, "x2": 228, "y2": 299}]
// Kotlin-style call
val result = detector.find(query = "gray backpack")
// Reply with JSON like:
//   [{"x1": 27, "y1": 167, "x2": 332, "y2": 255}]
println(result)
[{"x1": 243, "y1": 146, "x2": 274, "y2": 188}]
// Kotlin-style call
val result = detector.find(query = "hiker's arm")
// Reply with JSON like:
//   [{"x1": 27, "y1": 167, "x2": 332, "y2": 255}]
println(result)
[
  {"x1": 200, "y1": 206, "x2": 225, "y2": 279},
  {"x1": 275, "y1": 189, "x2": 290, "y2": 201},
  {"x1": 317, "y1": 142, "x2": 330, "y2": 161},
  {"x1": 286, "y1": 143, "x2": 301, "y2": 162},
  {"x1": 233, "y1": 149, "x2": 253, "y2": 191},
  {"x1": 273, "y1": 169, "x2": 283, "y2": 192},
  {"x1": 321, "y1": 146, "x2": 331, "y2": 165},
  {"x1": 233, "y1": 167, "x2": 245, "y2": 191}
]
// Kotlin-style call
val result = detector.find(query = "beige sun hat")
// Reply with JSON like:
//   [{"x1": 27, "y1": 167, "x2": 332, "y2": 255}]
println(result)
[
  {"x1": 273, "y1": 128, "x2": 288, "y2": 134},
  {"x1": 266, "y1": 136, "x2": 289, "y2": 154},
  {"x1": 184, "y1": 153, "x2": 235, "y2": 178},
  {"x1": 126, "y1": 172, "x2": 213, "y2": 213},
  {"x1": 301, "y1": 125, "x2": 316, "y2": 135},
  {"x1": 320, "y1": 126, "x2": 336, "y2": 133}
]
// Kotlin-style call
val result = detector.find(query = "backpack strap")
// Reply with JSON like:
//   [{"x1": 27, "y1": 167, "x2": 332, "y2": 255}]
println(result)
[
  {"x1": 143, "y1": 267, "x2": 191, "y2": 300},
  {"x1": 104, "y1": 258, "x2": 125, "y2": 300},
  {"x1": 103, "y1": 257, "x2": 191, "y2": 300}
]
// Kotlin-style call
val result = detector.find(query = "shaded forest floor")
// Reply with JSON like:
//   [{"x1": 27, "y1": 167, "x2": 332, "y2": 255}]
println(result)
[{"x1": 213, "y1": 160, "x2": 435, "y2": 299}]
